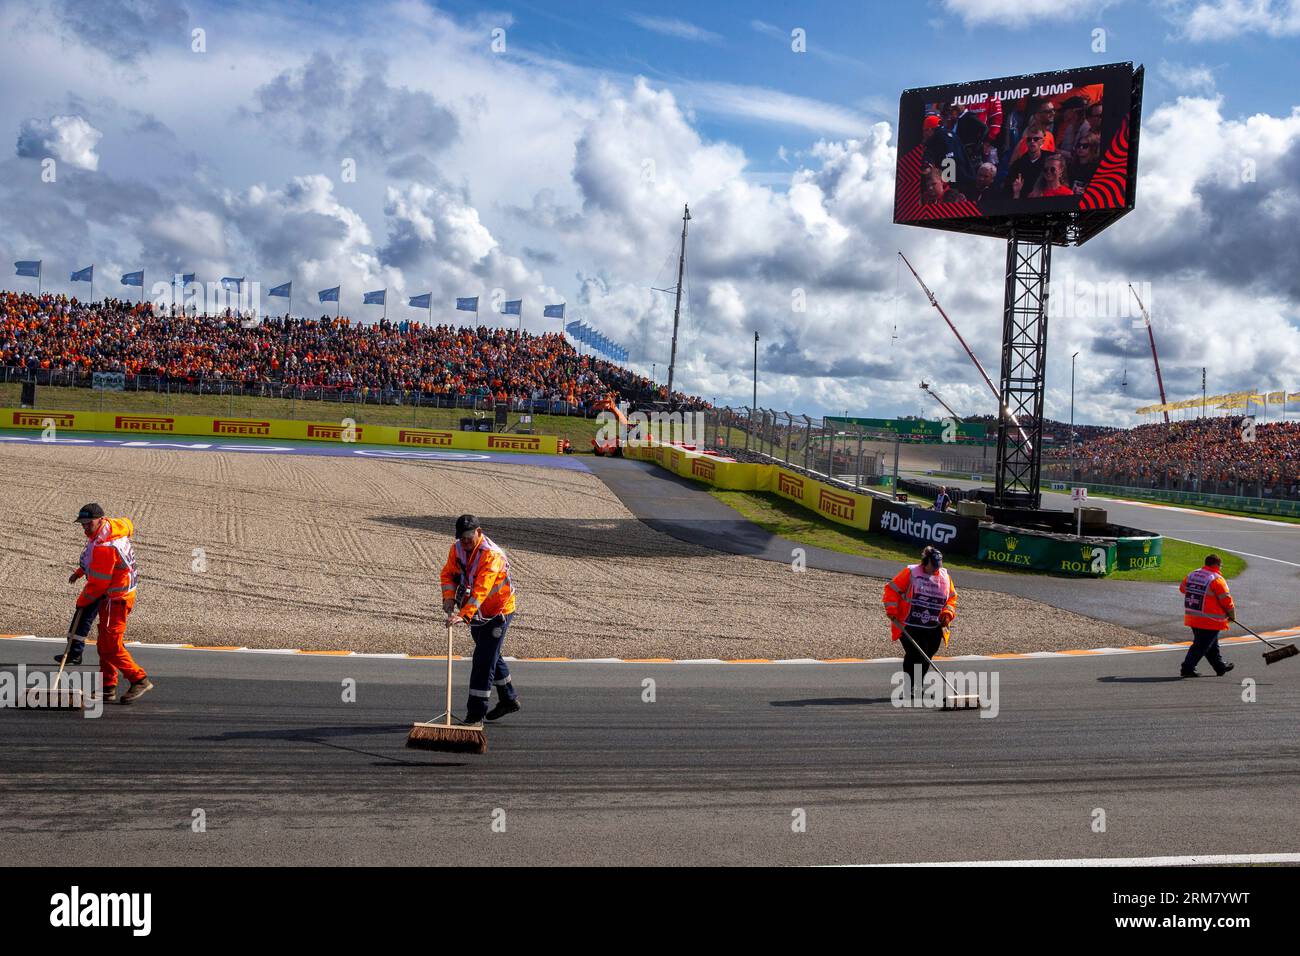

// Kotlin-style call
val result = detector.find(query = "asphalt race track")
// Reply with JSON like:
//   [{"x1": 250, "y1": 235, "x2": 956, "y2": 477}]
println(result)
[{"x1": 2, "y1": 636, "x2": 1297, "y2": 865}]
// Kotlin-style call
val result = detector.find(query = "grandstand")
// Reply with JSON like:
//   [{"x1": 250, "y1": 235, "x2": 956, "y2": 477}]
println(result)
[
  {"x1": 0, "y1": 292, "x2": 710, "y2": 414},
  {"x1": 1046, "y1": 417, "x2": 1300, "y2": 500}
]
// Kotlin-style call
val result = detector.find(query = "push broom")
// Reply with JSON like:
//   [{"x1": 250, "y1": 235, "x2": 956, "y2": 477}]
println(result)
[
  {"x1": 900, "y1": 625, "x2": 980, "y2": 711},
  {"x1": 1236, "y1": 620, "x2": 1299, "y2": 665},
  {"x1": 406, "y1": 624, "x2": 487, "y2": 754},
  {"x1": 24, "y1": 634, "x2": 84, "y2": 711}
]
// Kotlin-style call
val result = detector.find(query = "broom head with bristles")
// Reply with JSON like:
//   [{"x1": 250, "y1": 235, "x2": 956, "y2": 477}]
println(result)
[
  {"x1": 1264, "y1": 643, "x2": 1299, "y2": 665},
  {"x1": 23, "y1": 688, "x2": 84, "y2": 711},
  {"x1": 406, "y1": 720, "x2": 487, "y2": 754},
  {"x1": 942, "y1": 694, "x2": 981, "y2": 711}
]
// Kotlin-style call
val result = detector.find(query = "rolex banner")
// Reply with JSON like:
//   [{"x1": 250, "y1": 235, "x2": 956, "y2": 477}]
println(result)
[
  {"x1": 979, "y1": 528, "x2": 1117, "y2": 577},
  {"x1": 1115, "y1": 535, "x2": 1163, "y2": 571}
]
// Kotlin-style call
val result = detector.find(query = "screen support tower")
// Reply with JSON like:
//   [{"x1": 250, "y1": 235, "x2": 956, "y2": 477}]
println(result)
[{"x1": 994, "y1": 225, "x2": 1053, "y2": 509}]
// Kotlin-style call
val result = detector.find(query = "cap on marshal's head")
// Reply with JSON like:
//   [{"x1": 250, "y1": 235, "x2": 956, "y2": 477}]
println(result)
[
  {"x1": 74, "y1": 503, "x2": 105, "y2": 523},
  {"x1": 455, "y1": 514, "x2": 481, "y2": 537}
]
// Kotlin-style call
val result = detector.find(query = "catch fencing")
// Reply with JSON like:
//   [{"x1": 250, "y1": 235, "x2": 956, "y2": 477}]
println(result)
[{"x1": 703, "y1": 406, "x2": 897, "y2": 492}]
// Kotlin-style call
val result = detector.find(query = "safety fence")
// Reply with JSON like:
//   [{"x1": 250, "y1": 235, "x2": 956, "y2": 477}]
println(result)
[
  {"x1": 0, "y1": 366, "x2": 629, "y2": 420},
  {"x1": 942, "y1": 453, "x2": 1300, "y2": 517},
  {"x1": 1042, "y1": 458, "x2": 1300, "y2": 506},
  {"x1": 702, "y1": 406, "x2": 906, "y2": 491},
  {"x1": 1044, "y1": 480, "x2": 1300, "y2": 518}
]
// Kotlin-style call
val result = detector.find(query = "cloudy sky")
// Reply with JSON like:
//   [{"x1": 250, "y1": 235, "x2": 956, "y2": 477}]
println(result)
[{"x1": 2, "y1": 0, "x2": 1298, "y2": 425}]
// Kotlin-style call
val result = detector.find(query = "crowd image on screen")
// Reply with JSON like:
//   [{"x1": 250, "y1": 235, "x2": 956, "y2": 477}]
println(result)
[
  {"x1": 0, "y1": 292, "x2": 710, "y2": 412},
  {"x1": 917, "y1": 83, "x2": 1107, "y2": 209}
]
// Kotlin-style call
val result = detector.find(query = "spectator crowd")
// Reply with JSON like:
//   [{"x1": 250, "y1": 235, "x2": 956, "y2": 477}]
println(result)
[
  {"x1": 0, "y1": 292, "x2": 709, "y2": 412},
  {"x1": 919, "y1": 86, "x2": 1107, "y2": 207},
  {"x1": 1047, "y1": 417, "x2": 1300, "y2": 499}
]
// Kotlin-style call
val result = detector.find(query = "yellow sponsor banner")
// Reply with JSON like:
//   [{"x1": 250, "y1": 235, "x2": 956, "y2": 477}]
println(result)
[
  {"x1": 769, "y1": 465, "x2": 876, "y2": 531},
  {"x1": 622, "y1": 439, "x2": 766, "y2": 489},
  {"x1": 1, "y1": 408, "x2": 561, "y2": 454},
  {"x1": 626, "y1": 439, "x2": 880, "y2": 528}
]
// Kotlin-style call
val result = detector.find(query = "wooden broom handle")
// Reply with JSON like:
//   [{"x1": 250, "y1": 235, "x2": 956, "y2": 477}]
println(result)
[{"x1": 445, "y1": 625, "x2": 453, "y2": 726}]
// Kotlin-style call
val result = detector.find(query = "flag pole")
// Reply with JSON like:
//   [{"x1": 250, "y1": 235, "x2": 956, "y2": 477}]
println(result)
[{"x1": 37, "y1": 262, "x2": 41, "y2": 298}]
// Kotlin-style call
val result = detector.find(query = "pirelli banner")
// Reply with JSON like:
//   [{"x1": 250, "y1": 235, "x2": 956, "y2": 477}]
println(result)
[
  {"x1": 979, "y1": 528, "x2": 1117, "y2": 577},
  {"x1": 621, "y1": 440, "x2": 767, "y2": 490},
  {"x1": 768, "y1": 466, "x2": 876, "y2": 531},
  {"x1": 2, "y1": 408, "x2": 562, "y2": 455}
]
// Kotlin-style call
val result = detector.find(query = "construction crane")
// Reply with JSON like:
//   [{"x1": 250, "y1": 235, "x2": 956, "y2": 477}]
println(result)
[
  {"x1": 1128, "y1": 283, "x2": 1170, "y2": 424},
  {"x1": 898, "y1": 251, "x2": 1031, "y2": 450},
  {"x1": 919, "y1": 381, "x2": 962, "y2": 421}
]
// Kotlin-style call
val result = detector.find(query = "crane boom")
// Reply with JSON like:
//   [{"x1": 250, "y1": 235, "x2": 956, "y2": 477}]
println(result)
[
  {"x1": 1128, "y1": 283, "x2": 1170, "y2": 424},
  {"x1": 899, "y1": 252, "x2": 1031, "y2": 450},
  {"x1": 920, "y1": 381, "x2": 962, "y2": 422}
]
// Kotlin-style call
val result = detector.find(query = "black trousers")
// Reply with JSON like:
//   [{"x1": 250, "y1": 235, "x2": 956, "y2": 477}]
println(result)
[
  {"x1": 1182, "y1": 627, "x2": 1227, "y2": 674},
  {"x1": 900, "y1": 625, "x2": 944, "y2": 697},
  {"x1": 465, "y1": 613, "x2": 517, "y2": 721}
]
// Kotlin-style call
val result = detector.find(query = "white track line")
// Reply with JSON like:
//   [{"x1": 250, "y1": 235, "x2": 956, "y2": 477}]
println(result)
[
  {"x1": 1157, "y1": 538, "x2": 1300, "y2": 568},
  {"x1": 867, "y1": 852, "x2": 1300, "y2": 867},
  {"x1": 3, "y1": 631, "x2": 1296, "y2": 664}
]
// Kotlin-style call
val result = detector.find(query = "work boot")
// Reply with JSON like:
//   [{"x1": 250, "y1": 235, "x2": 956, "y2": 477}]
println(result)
[
  {"x1": 1214, "y1": 662, "x2": 1235, "y2": 677},
  {"x1": 120, "y1": 679, "x2": 154, "y2": 704},
  {"x1": 1180, "y1": 669, "x2": 1200, "y2": 678},
  {"x1": 486, "y1": 697, "x2": 521, "y2": 721},
  {"x1": 93, "y1": 685, "x2": 117, "y2": 704},
  {"x1": 54, "y1": 652, "x2": 83, "y2": 667}
]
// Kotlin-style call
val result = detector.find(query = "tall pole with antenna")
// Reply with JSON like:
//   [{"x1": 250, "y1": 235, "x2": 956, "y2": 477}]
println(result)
[{"x1": 666, "y1": 203, "x2": 690, "y2": 405}]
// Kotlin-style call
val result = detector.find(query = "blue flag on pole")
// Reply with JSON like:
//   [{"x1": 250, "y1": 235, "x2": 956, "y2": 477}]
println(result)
[
  {"x1": 363, "y1": 289, "x2": 386, "y2": 305},
  {"x1": 544, "y1": 303, "x2": 565, "y2": 318},
  {"x1": 175, "y1": 272, "x2": 195, "y2": 285},
  {"x1": 14, "y1": 260, "x2": 41, "y2": 277},
  {"x1": 121, "y1": 271, "x2": 144, "y2": 287},
  {"x1": 502, "y1": 299, "x2": 522, "y2": 315},
  {"x1": 268, "y1": 282, "x2": 291, "y2": 298},
  {"x1": 318, "y1": 286, "x2": 340, "y2": 303},
  {"x1": 221, "y1": 276, "x2": 244, "y2": 290},
  {"x1": 408, "y1": 293, "x2": 431, "y2": 309},
  {"x1": 70, "y1": 266, "x2": 94, "y2": 283},
  {"x1": 456, "y1": 296, "x2": 478, "y2": 312}
]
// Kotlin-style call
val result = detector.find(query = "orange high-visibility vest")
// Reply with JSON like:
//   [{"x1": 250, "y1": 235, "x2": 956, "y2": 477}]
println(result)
[
  {"x1": 883, "y1": 564, "x2": 957, "y2": 643},
  {"x1": 1180, "y1": 566, "x2": 1234, "y2": 631},
  {"x1": 77, "y1": 518, "x2": 138, "y2": 608},
  {"x1": 440, "y1": 534, "x2": 516, "y2": 623}
]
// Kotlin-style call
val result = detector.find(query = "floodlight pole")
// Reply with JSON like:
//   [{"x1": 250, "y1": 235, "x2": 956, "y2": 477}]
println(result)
[{"x1": 666, "y1": 203, "x2": 690, "y2": 407}]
